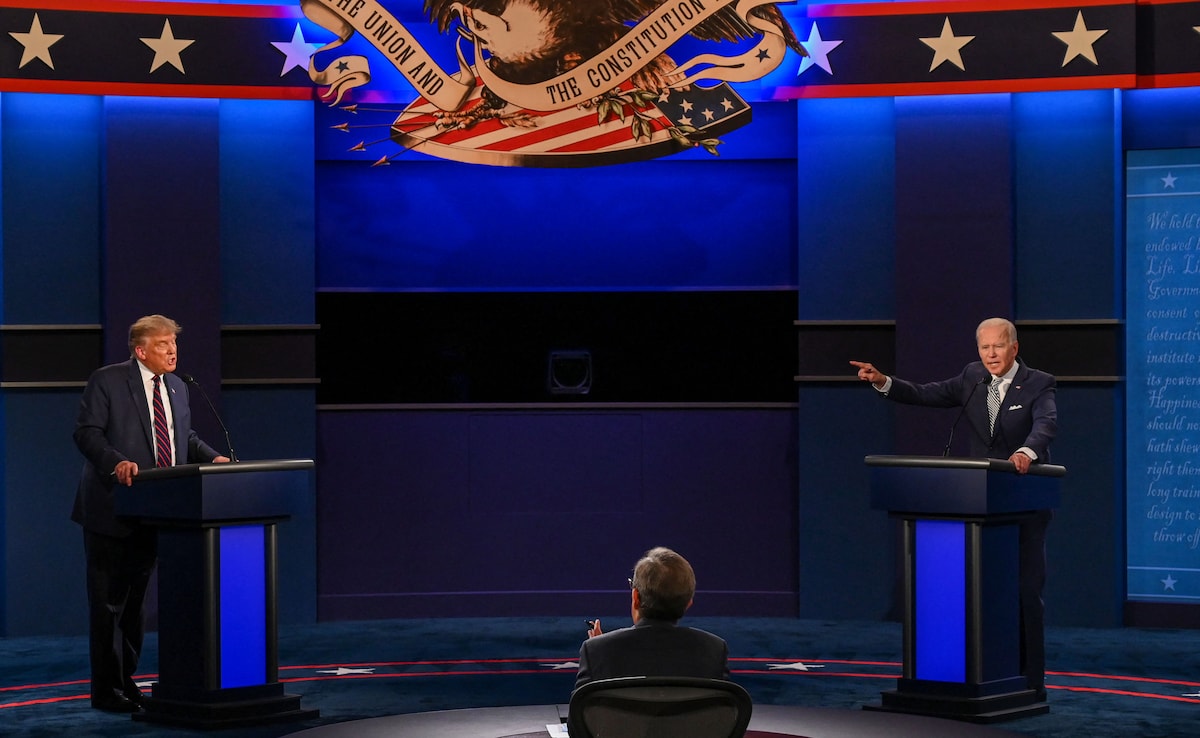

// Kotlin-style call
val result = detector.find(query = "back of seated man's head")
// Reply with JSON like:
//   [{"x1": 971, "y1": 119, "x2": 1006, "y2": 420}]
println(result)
[{"x1": 632, "y1": 547, "x2": 696, "y2": 622}]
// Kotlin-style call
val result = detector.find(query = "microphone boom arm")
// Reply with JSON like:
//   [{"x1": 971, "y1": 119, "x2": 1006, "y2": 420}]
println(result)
[{"x1": 179, "y1": 373, "x2": 238, "y2": 462}]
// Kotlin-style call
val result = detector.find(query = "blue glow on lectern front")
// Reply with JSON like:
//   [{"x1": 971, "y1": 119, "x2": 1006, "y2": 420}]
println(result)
[
  {"x1": 220, "y1": 525, "x2": 266, "y2": 688},
  {"x1": 915, "y1": 520, "x2": 966, "y2": 682}
]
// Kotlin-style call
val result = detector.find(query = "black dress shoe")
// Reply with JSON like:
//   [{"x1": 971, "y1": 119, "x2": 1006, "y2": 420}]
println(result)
[
  {"x1": 122, "y1": 685, "x2": 145, "y2": 706},
  {"x1": 92, "y1": 694, "x2": 141, "y2": 713}
]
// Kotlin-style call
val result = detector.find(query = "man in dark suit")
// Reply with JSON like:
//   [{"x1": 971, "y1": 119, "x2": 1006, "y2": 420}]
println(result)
[
  {"x1": 574, "y1": 547, "x2": 729, "y2": 691},
  {"x1": 850, "y1": 317, "x2": 1058, "y2": 698},
  {"x1": 72, "y1": 314, "x2": 230, "y2": 713}
]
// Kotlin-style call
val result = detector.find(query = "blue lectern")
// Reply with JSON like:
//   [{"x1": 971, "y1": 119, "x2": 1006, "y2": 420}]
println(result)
[
  {"x1": 863, "y1": 455, "x2": 1065, "y2": 723},
  {"x1": 115, "y1": 458, "x2": 317, "y2": 728}
]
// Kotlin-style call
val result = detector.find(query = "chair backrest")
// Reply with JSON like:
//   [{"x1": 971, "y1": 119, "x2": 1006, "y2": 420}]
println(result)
[{"x1": 566, "y1": 676, "x2": 753, "y2": 738}]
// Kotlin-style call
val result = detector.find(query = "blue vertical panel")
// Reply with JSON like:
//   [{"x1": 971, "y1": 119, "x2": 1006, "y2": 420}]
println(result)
[
  {"x1": 102, "y1": 96, "x2": 221, "y2": 364},
  {"x1": 218, "y1": 97, "x2": 317, "y2": 625},
  {"x1": 915, "y1": 519, "x2": 966, "y2": 682},
  {"x1": 220, "y1": 525, "x2": 266, "y2": 688},
  {"x1": 218, "y1": 99, "x2": 315, "y2": 325},
  {"x1": 1013, "y1": 90, "x2": 1119, "y2": 319},
  {"x1": 893, "y1": 94, "x2": 1013, "y2": 455},
  {"x1": 1, "y1": 92, "x2": 104, "y2": 637},
  {"x1": 0, "y1": 93, "x2": 102, "y2": 322},
  {"x1": 795, "y1": 97, "x2": 896, "y2": 320}
]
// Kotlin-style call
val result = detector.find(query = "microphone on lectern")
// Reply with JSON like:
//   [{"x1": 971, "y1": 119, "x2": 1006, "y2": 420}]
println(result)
[
  {"x1": 942, "y1": 375, "x2": 989, "y2": 457},
  {"x1": 178, "y1": 372, "x2": 238, "y2": 462}
]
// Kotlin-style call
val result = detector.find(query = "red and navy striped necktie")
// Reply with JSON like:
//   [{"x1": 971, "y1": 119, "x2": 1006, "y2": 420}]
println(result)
[{"x1": 152, "y1": 375, "x2": 171, "y2": 468}]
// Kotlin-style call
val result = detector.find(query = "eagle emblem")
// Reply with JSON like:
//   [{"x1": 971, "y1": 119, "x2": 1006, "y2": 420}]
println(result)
[{"x1": 303, "y1": 0, "x2": 804, "y2": 166}]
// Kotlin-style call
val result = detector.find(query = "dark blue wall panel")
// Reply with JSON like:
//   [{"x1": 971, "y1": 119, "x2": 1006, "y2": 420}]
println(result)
[
  {"x1": 219, "y1": 99, "x2": 316, "y2": 325},
  {"x1": 315, "y1": 409, "x2": 799, "y2": 620},
  {"x1": 1124, "y1": 87, "x2": 1200, "y2": 151},
  {"x1": 1045, "y1": 384, "x2": 1124, "y2": 627},
  {"x1": 795, "y1": 97, "x2": 896, "y2": 321},
  {"x1": 1, "y1": 94, "x2": 102, "y2": 323},
  {"x1": 797, "y1": 386, "x2": 896, "y2": 620},
  {"x1": 315, "y1": 158, "x2": 798, "y2": 291},
  {"x1": 1014, "y1": 90, "x2": 1119, "y2": 319},
  {"x1": 102, "y1": 97, "x2": 223, "y2": 395},
  {"x1": 225, "y1": 387, "x2": 318, "y2": 625},
  {"x1": 893, "y1": 94, "x2": 1015, "y2": 458},
  {"x1": 3, "y1": 391, "x2": 88, "y2": 635}
]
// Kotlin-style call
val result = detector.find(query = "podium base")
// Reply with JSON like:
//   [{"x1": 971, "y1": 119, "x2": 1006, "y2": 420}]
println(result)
[
  {"x1": 864, "y1": 688, "x2": 1048, "y2": 724},
  {"x1": 133, "y1": 689, "x2": 319, "y2": 729}
]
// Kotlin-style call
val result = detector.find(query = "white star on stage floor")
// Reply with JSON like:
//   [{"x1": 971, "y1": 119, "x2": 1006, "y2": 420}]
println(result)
[
  {"x1": 9, "y1": 13, "x2": 63, "y2": 70},
  {"x1": 767, "y1": 662, "x2": 825, "y2": 672},
  {"x1": 798, "y1": 23, "x2": 843, "y2": 76},
  {"x1": 1052, "y1": 11, "x2": 1107, "y2": 67},
  {"x1": 920, "y1": 18, "x2": 974, "y2": 72},
  {"x1": 272, "y1": 23, "x2": 323, "y2": 77},
  {"x1": 141, "y1": 19, "x2": 195, "y2": 74},
  {"x1": 316, "y1": 666, "x2": 377, "y2": 675},
  {"x1": 546, "y1": 662, "x2": 579, "y2": 670}
]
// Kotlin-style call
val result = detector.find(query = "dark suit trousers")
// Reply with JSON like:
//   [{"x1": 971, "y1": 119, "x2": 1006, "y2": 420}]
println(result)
[{"x1": 83, "y1": 528, "x2": 157, "y2": 700}]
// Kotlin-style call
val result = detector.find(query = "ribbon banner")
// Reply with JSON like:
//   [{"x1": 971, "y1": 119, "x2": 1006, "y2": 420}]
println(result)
[{"x1": 301, "y1": 0, "x2": 793, "y2": 112}]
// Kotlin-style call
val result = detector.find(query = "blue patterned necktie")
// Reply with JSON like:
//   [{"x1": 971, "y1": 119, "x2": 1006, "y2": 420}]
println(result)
[
  {"x1": 152, "y1": 375, "x2": 171, "y2": 468},
  {"x1": 987, "y1": 376, "x2": 1003, "y2": 435}
]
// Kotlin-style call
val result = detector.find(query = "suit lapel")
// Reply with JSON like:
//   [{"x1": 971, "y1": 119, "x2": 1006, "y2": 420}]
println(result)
[
  {"x1": 163, "y1": 373, "x2": 187, "y2": 463},
  {"x1": 127, "y1": 360, "x2": 156, "y2": 454},
  {"x1": 995, "y1": 363, "x2": 1031, "y2": 437}
]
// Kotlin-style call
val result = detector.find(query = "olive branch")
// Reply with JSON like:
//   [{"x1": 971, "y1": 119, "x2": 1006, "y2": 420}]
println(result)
[{"x1": 593, "y1": 89, "x2": 722, "y2": 156}]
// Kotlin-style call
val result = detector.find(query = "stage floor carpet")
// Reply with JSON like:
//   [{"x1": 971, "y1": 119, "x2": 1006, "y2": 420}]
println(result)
[{"x1": 289, "y1": 703, "x2": 1026, "y2": 738}]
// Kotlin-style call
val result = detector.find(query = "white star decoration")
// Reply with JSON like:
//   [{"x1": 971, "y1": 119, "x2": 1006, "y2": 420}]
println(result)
[
  {"x1": 1162, "y1": 172, "x2": 1178, "y2": 188},
  {"x1": 1052, "y1": 11, "x2": 1107, "y2": 67},
  {"x1": 1162, "y1": 574, "x2": 1178, "y2": 591},
  {"x1": 316, "y1": 666, "x2": 377, "y2": 675},
  {"x1": 272, "y1": 23, "x2": 323, "y2": 77},
  {"x1": 767, "y1": 662, "x2": 826, "y2": 672},
  {"x1": 141, "y1": 19, "x2": 195, "y2": 74},
  {"x1": 921, "y1": 18, "x2": 974, "y2": 72},
  {"x1": 549, "y1": 662, "x2": 579, "y2": 670},
  {"x1": 798, "y1": 23, "x2": 843, "y2": 76},
  {"x1": 9, "y1": 13, "x2": 63, "y2": 70}
]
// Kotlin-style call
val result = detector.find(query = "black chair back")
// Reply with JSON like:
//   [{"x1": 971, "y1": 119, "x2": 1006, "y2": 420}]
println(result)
[{"x1": 566, "y1": 676, "x2": 752, "y2": 738}]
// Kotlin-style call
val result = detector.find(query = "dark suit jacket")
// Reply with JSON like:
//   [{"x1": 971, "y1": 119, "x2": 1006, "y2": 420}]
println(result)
[
  {"x1": 72, "y1": 359, "x2": 222, "y2": 537},
  {"x1": 883, "y1": 359, "x2": 1057, "y2": 461},
  {"x1": 574, "y1": 618, "x2": 730, "y2": 691}
]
